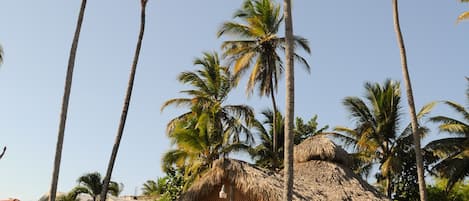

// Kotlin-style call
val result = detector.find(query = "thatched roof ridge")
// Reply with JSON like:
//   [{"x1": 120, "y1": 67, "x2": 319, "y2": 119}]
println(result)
[
  {"x1": 179, "y1": 158, "x2": 388, "y2": 201},
  {"x1": 294, "y1": 135, "x2": 351, "y2": 166}
]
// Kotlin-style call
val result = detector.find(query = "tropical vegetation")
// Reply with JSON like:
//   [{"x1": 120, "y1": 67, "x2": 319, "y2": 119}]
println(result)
[
  {"x1": 76, "y1": 172, "x2": 122, "y2": 201},
  {"x1": 142, "y1": 167, "x2": 184, "y2": 201},
  {"x1": 427, "y1": 178, "x2": 469, "y2": 201},
  {"x1": 329, "y1": 80, "x2": 435, "y2": 199},
  {"x1": 217, "y1": 0, "x2": 311, "y2": 156},
  {"x1": 250, "y1": 109, "x2": 328, "y2": 169},
  {"x1": 25, "y1": 0, "x2": 466, "y2": 200},
  {"x1": 161, "y1": 52, "x2": 256, "y2": 188},
  {"x1": 425, "y1": 78, "x2": 469, "y2": 193}
]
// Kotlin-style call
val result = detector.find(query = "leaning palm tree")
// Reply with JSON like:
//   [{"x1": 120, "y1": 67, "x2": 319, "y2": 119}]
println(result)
[
  {"x1": 161, "y1": 52, "x2": 256, "y2": 188},
  {"x1": 457, "y1": 0, "x2": 469, "y2": 23},
  {"x1": 49, "y1": 1, "x2": 88, "y2": 201},
  {"x1": 392, "y1": 0, "x2": 427, "y2": 200},
  {"x1": 283, "y1": 0, "x2": 295, "y2": 200},
  {"x1": 77, "y1": 172, "x2": 121, "y2": 201},
  {"x1": 426, "y1": 78, "x2": 469, "y2": 193},
  {"x1": 100, "y1": 0, "x2": 148, "y2": 200},
  {"x1": 218, "y1": 0, "x2": 311, "y2": 154},
  {"x1": 330, "y1": 80, "x2": 435, "y2": 198}
]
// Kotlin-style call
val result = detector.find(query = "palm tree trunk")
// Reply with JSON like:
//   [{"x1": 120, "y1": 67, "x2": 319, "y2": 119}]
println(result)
[
  {"x1": 283, "y1": 0, "x2": 295, "y2": 200},
  {"x1": 100, "y1": 1, "x2": 147, "y2": 200},
  {"x1": 49, "y1": 1, "x2": 87, "y2": 201},
  {"x1": 269, "y1": 80, "x2": 278, "y2": 156},
  {"x1": 0, "y1": 146, "x2": 6, "y2": 160},
  {"x1": 392, "y1": 0, "x2": 427, "y2": 200}
]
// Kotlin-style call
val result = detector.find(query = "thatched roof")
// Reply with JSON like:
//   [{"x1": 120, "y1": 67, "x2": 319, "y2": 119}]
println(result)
[
  {"x1": 179, "y1": 136, "x2": 388, "y2": 201},
  {"x1": 294, "y1": 135, "x2": 351, "y2": 166}
]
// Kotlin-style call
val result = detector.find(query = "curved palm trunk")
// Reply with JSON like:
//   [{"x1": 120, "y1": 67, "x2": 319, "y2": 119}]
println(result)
[
  {"x1": 0, "y1": 146, "x2": 6, "y2": 160},
  {"x1": 283, "y1": 0, "x2": 295, "y2": 200},
  {"x1": 49, "y1": 1, "x2": 87, "y2": 201},
  {"x1": 392, "y1": 0, "x2": 427, "y2": 200},
  {"x1": 100, "y1": 1, "x2": 147, "y2": 200}
]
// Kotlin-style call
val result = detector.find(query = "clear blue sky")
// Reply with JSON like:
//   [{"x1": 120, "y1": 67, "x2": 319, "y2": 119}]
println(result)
[{"x1": 0, "y1": 0, "x2": 467, "y2": 200}]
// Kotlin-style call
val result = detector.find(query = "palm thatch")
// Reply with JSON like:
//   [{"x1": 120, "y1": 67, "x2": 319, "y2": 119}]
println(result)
[
  {"x1": 179, "y1": 136, "x2": 388, "y2": 201},
  {"x1": 294, "y1": 135, "x2": 350, "y2": 166}
]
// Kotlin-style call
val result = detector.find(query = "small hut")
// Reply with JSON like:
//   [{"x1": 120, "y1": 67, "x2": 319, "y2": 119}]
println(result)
[{"x1": 179, "y1": 135, "x2": 388, "y2": 201}]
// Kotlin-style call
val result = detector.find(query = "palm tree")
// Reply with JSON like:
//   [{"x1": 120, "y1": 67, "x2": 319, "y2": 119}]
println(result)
[
  {"x1": 218, "y1": 0, "x2": 311, "y2": 154},
  {"x1": 100, "y1": 1, "x2": 148, "y2": 200},
  {"x1": 77, "y1": 172, "x2": 121, "y2": 201},
  {"x1": 457, "y1": 0, "x2": 469, "y2": 23},
  {"x1": 58, "y1": 186, "x2": 89, "y2": 201},
  {"x1": 250, "y1": 109, "x2": 284, "y2": 169},
  {"x1": 250, "y1": 109, "x2": 327, "y2": 169},
  {"x1": 49, "y1": 1, "x2": 88, "y2": 201},
  {"x1": 39, "y1": 186, "x2": 89, "y2": 201},
  {"x1": 426, "y1": 78, "x2": 469, "y2": 192},
  {"x1": 392, "y1": 0, "x2": 428, "y2": 200},
  {"x1": 141, "y1": 179, "x2": 163, "y2": 196},
  {"x1": 330, "y1": 80, "x2": 435, "y2": 198},
  {"x1": 283, "y1": 0, "x2": 295, "y2": 200},
  {"x1": 161, "y1": 52, "x2": 256, "y2": 188}
]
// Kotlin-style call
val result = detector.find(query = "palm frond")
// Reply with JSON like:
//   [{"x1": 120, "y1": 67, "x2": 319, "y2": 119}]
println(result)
[
  {"x1": 161, "y1": 98, "x2": 193, "y2": 112},
  {"x1": 424, "y1": 137, "x2": 466, "y2": 158},
  {"x1": 218, "y1": 22, "x2": 257, "y2": 38},
  {"x1": 162, "y1": 149, "x2": 189, "y2": 172},
  {"x1": 430, "y1": 116, "x2": 468, "y2": 136},
  {"x1": 343, "y1": 97, "x2": 374, "y2": 125},
  {"x1": 417, "y1": 101, "x2": 437, "y2": 119},
  {"x1": 443, "y1": 100, "x2": 469, "y2": 120},
  {"x1": 457, "y1": 11, "x2": 469, "y2": 23},
  {"x1": 328, "y1": 128, "x2": 359, "y2": 149}
]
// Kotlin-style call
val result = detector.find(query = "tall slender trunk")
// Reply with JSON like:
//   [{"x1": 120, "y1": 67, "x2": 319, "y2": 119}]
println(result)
[
  {"x1": 100, "y1": 1, "x2": 147, "y2": 200},
  {"x1": 269, "y1": 80, "x2": 278, "y2": 153},
  {"x1": 283, "y1": 0, "x2": 295, "y2": 200},
  {"x1": 0, "y1": 146, "x2": 6, "y2": 160},
  {"x1": 49, "y1": 1, "x2": 87, "y2": 201},
  {"x1": 392, "y1": 0, "x2": 427, "y2": 200}
]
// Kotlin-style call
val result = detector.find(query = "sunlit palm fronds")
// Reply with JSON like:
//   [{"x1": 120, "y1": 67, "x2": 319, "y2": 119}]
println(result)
[{"x1": 426, "y1": 79, "x2": 469, "y2": 191}]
